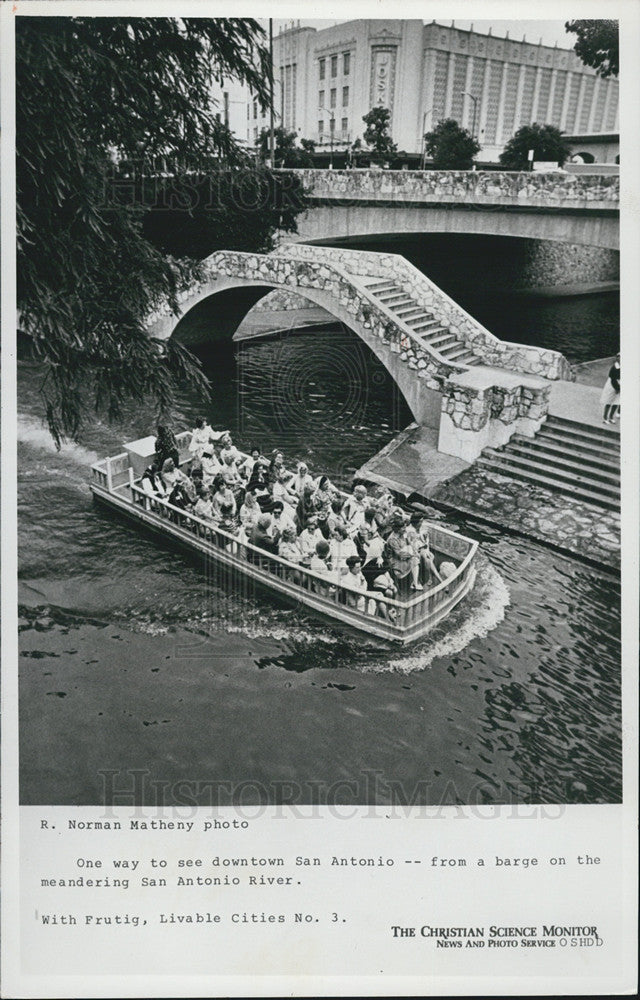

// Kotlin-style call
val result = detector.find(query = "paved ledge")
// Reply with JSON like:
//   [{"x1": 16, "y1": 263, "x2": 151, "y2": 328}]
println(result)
[
  {"x1": 354, "y1": 423, "x2": 469, "y2": 496},
  {"x1": 430, "y1": 465, "x2": 619, "y2": 571},
  {"x1": 233, "y1": 306, "x2": 335, "y2": 342}
]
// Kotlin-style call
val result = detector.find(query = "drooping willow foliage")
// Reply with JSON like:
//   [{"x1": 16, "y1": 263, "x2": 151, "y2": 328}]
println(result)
[{"x1": 16, "y1": 17, "x2": 304, "y2": 444}]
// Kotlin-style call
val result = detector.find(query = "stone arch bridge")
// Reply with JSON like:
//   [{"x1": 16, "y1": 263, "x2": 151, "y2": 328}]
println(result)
[
  {"x1": 284, "y1": 169, "x2": 619, "y2": 250},
  {"x1": 147, "y1": 244, "x2": 571, "y2": 463}
]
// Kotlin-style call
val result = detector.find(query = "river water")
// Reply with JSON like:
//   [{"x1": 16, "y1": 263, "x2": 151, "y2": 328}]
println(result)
[{"x1": 17, "y1": 294, "x2": 621, "y2": 807}]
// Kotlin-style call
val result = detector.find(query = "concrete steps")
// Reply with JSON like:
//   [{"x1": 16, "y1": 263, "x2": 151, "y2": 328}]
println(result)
[
  {"x1": 362, "y1": 277, "x2": 481, "y2": 366},
  {"x1": 477, "y1": 415, "x2": 620, "y2": 512}
]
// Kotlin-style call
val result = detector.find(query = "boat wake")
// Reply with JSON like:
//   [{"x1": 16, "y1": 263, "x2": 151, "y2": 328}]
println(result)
[
  {"x1": 17, "y1": 413, "x2": 99, "y2": 466},
  {"x1": 363, "y1": 559, "x2": 510, "y2": 674}
]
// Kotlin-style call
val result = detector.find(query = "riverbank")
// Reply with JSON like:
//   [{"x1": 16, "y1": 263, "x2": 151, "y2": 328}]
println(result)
[
  {"x1": 510, "y1": 280, "x2": 619, "y2": 299},
  {"x1": 234, "y1": 306, "x2": 335, "y2": 342}
]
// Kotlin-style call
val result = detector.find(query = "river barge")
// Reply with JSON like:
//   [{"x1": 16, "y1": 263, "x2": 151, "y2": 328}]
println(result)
[{"x1": 90, "y1": 432, "x2": 478, "y2": 645}]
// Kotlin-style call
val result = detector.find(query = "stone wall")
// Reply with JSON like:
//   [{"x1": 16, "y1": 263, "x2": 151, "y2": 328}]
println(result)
[
  {"x1": 283, "y1": 168, "x2": 620, "y2": 210},
  {"x1": 251, "y1": 288, "x2": 317, "y2": 312},
  {"x1": 518, "y1": 242, "x2": 619, "y2": 289},
  {"x1": 438, "y1": 376, "x2": 550, "y2": 462}
]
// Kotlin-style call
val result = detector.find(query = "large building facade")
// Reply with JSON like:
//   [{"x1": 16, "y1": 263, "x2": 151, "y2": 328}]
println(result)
[{"x1": 246, "y1": 20, "x2": 619, "y2": 162}]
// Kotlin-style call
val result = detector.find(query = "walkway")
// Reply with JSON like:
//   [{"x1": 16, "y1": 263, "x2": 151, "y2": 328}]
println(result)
[{"x1": 356, "y1": 358, "x2": 620, "y2": 569}]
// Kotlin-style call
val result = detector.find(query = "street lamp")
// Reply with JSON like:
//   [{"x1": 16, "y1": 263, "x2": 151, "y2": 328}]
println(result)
[
  {"x1": 461, "y1": 92, "x2": 479, "y2": 141},
  {"x1": 318, "y1": 107, "x2": 336, "y2": 169},
  {"x1": 421, "y1": 107, "x2": 435, "y2": 170}
]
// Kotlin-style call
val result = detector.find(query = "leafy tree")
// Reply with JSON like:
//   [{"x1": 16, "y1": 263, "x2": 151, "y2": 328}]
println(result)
[
  {"x1": 499, "y1": 123, "x2": 572, "y2": 170},
  {"x1": 565, "y1": 20, "x2": 619, "y2": 78},
  {"x1": 16, "y1": 16, "x2": 279, "y2": 444},
  {"x1": 423, "y1": 118, "x2": 480, "y2": 169},
  {"x1": 362, "y1": 108, "x2": 397, "y2": 163},
  {"x1": 257, "y1": 127, "x2": 316, "y2": 168},
  {"x1": 140, "y1": 169, "x2": 307, "y2": 259}
]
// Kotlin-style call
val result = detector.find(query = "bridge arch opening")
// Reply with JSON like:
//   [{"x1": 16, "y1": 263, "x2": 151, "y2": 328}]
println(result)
[
  {"x1": 167, "y1": 285, "x2": 412, "y2": 472},
  {"x1": 297, "y1": 232, "x2": 619, "y2": 363},
  {"x1": 168, "y1": 279, "x2": 427, "y2": 423}
]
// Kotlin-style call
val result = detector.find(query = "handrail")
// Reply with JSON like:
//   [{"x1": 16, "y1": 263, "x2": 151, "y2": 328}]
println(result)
[
  {"x1": 130, "y1": 484, "x2": 403, "y2": 612},
  {"x1": 127, "y1": 483, "x2": 474, "y2": 620},
  {"x1": 96, "y1": 445, "x2": 475, "y2": 606}
]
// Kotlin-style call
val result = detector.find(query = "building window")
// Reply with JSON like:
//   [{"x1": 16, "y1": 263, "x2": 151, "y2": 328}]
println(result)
[
  {"x1": 329, "y1": 116, "x2": 335, "y2": 133},
  {"x1": 247, "y1": 104, "x2": 250, "y2": 120},
  {"x1": 331, "y1": 54, "x2": 338, "y2": 77},
  {"x1": 319, "y1": 58, "x2": 325, "y2": 80},
  {"x1": 342, "y1": 86, "x2": 349, "y2": 107},
  {"x1": 283, "y1": 63, "x2": 297, "y2": 129},
  {"x1": 330, "y1": 88, "x2": 336, "y2": 109},
  {"x1": 341, "y1": 117, "x2": 348, "y2": 135},
  {"x1": 319, "y1": 90, "x2": 325, "y2": 108},
  {"x1": 343, "y1": 52, "x2": 350, "y2": 75},
  {"x1": 253, "y1": 127, "x2": 258, "y2": 143},
  {"x1": 253, "y1": 99, "x2": 258, "y2": 119}
]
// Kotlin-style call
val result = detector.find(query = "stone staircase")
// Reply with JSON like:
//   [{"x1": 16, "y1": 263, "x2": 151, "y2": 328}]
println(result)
[
  {"x1": 361, "y1": 277, "x2": 482, "y2": 367},
  {"x1": 476, "y1": 415, "x2": 620, "y2": 511}
]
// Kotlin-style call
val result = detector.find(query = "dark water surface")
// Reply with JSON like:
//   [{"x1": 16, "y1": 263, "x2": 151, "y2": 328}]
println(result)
[{"x1": 18, "y1": 308, "x2": 621, "y2": 805}]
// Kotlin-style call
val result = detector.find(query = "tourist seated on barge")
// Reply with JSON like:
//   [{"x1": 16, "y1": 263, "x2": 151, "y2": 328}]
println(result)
[
  {"x1": 312, "y1": 475, "x2": 336, "y2": 535},
  {"x1": 246, "y1": 458, "x2": 272, "y2": 508},
  {"x1": 298, "y1": 515, "x2": 324, "y2": 562},
  {"x1": 221, "y1": 453, "x2": 243, "y2": 490},
  {"x1": 217, "y1": 502, "x2": 239, "y2": 544},
  {"x1": 309, "y1": 539, "x2": 338, "y2": 596},
  {"x1": 385, "y1": 512, "x2": 422, "y2": 593},
  {"x1": 168, "y1": 481, "x2": 193, "y2": 515},
  {"x1": 329, "y1": 523, "x2": 359, "y2": 573},
  {"x1": 141, "y1": 463, "x2": 167, "y2": 498},
  {"x1": 341, "y1": 555, "x2": 369, "y2": 611},
  {"x1": 278, "y1": 526, "x2": 304, "y2": 566},
  {"x1": 161, "y1": 457, "x2": 190, "y2": 491},
  {"x1": 211, "y1": 475, "x2": 237, "y2": 519},
  {"x1": 359, "y1": 529, "x2": 387, "y2": 588},
  {"x1": 239, "y1": 490, "x2": 261, "y2": 533},
  {"x1": 271, "y1": 500, "x2": 297, "y2": 542},
  {"x1": 249, "y1": 514, "x2": 278, "y2": 561},
  {"x1": 296, "y1": 484, "x2": 316, "y2": 530},
  {"x1": 219, "y1": 432, "x2": 241, "y2": 464},
  {"x1": 407, "y1": 514, "x2": 443, "y2": 585},
  {"x1": 194, "y1": 487, "x2": 214, "y2": 521},
  {"x1": 201, "y1": 449, "x2": 223, "y2": 485},
  {"x1": 327, "y1": 498, "x2": 347, "y2": 536},
  {"x1": 189, "y1": 417, "x2": 215, "y2": 459},
  {"x1": 238, "y1": 447, "x2": 262, "y2": 481},
  {"x1": 292, "y1": 462, "x2": 316, "y2": 498},
  {"x1": 342, "y1": 484, "x2": 369, "y2": 536},
  {"x1": 272, "y1": 468, "x2": 299, "y2": 512}
]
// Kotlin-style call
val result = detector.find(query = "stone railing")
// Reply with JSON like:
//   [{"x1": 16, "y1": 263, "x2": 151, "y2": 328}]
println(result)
[
  {"x1": 438, "y1": 371, "x2": 551, "y2": 462},
  {"x1": 146, "y1": 247, "x2": 554, "y2": 449},
  {"x1": 204, "y1": 248, "x2": 465, "y2": 389},
  {"x1": 276, "y1": 244, "x2": 574, "y2": 382},
  {"x1": 283, "y1": 168, "x2": 619, "y2": 210}
]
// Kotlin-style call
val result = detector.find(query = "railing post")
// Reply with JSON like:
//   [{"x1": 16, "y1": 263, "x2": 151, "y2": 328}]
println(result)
[
  {"x1": 106, "y1": 457, "x2": 113, "y2": 492},
  {"x1": 128, "y1": 466, "x2": 134, "y2": 490}
]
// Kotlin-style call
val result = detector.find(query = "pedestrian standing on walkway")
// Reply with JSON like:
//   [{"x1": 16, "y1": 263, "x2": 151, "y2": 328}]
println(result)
[{"x1": 601, "y1": 353, "x2": 620, "y2": 424}]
